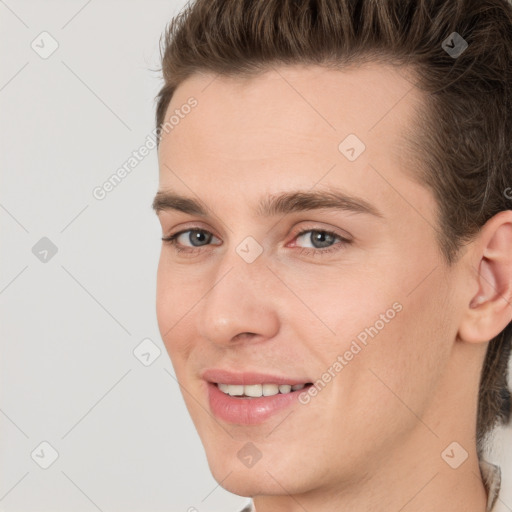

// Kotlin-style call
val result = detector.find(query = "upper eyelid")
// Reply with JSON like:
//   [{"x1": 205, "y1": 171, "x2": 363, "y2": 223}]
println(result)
[{"x1": 160, "y1": 211, "x2": 354, "y2": 236}]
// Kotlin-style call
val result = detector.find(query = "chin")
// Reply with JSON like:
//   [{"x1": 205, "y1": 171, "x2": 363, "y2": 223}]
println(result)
[
  {"x1": 211, "y1": 469, "x2": 282, "y2": 497},
  {"x1": 207, "y1": 455, "x2": 304, "y2": 497},
  {"x1": 216, "y1": 477, "x2": 264, "y2": 498}
]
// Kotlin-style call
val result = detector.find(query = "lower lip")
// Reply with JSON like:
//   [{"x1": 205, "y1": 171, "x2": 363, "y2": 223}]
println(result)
[{"x1": 207, "y1": 382, "x2": 310, "y2": 425}]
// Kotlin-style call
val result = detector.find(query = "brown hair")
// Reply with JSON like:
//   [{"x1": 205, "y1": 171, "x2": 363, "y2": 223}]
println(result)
[{"x1": 155, "y1": 0, "x2": 512, "y2": 455}]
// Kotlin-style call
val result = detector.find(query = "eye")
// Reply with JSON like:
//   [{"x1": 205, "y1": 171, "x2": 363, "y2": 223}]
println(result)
[
  {"x1": 162, "y1": 228, "x2": 221, "y2": 252},
  {"x1": 290, "y1": 228, "x2": 351, "y2": 255},
  {"x1": 161, "y1": 226, "x2": 351, "y2": 257},
  {"x1": 294, "y1": 229, "x2": 339, "y2": 249}
]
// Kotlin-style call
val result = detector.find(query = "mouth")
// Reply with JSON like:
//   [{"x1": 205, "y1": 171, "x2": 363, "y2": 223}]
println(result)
[
  {"x1": 205, "y1": 379, "x2": 314, "y2": 425},
  {"x1": 201, "y1": 369, "x2": 314, "y2": 424},
  {"x1": 214, "y1": 382, "x2": 314, "y2": 398}
]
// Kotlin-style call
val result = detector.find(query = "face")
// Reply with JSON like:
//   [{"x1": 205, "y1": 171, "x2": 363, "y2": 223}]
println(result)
[{"x1": 154, "y1": 64, "x2": 466, "y2": 497}]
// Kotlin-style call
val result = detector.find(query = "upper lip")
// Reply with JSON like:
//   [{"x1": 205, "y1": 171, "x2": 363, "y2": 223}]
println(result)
[{"x1": 202, "y1": 368, "x2": 311, "y2": 386}]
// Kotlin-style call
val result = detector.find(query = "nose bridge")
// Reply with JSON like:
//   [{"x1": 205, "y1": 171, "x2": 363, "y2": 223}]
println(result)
[{"x1": 196, "y1": 244, "x2": 279, "y2": 345}]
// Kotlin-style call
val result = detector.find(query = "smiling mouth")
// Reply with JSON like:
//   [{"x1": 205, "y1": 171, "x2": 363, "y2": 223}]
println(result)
[{"x1": 215, "y1": 382, "x2": 313, "y2": 398}]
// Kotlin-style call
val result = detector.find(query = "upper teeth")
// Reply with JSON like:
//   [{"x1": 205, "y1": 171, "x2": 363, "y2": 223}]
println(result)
[{"x1": 217, "y1": 383, "x2": 306, "y2": 397}]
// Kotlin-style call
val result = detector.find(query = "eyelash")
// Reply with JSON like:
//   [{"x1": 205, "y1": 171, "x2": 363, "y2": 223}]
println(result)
[{"x1": 161, "y1": 227, "x2": 351, "y2": 257}]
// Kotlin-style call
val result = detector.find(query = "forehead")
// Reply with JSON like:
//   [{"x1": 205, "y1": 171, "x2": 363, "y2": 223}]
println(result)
[
  {"x1": 160, "y1": 63, "x2": 418, "y2": 150},
  {"x1": 157, "y1": 63, "x2": 430, "y2": 219}
]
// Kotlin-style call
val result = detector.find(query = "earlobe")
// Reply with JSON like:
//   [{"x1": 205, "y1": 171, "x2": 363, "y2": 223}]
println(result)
[{"x1": 458, "y1": 211, "x2": 512, "y2": 344}]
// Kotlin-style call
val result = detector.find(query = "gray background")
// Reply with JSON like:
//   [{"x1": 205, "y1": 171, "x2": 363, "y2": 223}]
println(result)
[{"x1": 0, "y1": 1, "x2": 510, "y2": 511}]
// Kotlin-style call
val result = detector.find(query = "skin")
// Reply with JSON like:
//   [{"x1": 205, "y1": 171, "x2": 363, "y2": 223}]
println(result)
[{"x1": 154, "y1": 63, "x2": 512, "y2": 512}]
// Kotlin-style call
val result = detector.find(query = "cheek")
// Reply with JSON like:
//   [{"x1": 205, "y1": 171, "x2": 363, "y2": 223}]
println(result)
[
  {"x1": 278, "y1": 263, "x2": 402, "y2": 368},
  {"x1": 155, "y1": 257, "x2": 175, "y2": 334},
  {"x1": 155, "y1": 256, "x2": 196, "y2": 365},
  {"x1": 336, "y1": 273, "x2": 454, "y2": 429},
  {"x1": 156, "y1": 253, "x2": 199, "y2": 328},
  {"x1": 294, "y1": 259, "x2": 454, "y2": 422}
]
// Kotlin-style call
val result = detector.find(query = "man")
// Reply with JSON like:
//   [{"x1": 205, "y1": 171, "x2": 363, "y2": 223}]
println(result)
[{"x1": 152, "y1": 1, "x2": 512, "y2": 510}]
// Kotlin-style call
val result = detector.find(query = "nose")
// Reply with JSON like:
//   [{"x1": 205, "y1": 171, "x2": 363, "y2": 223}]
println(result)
[{"x1": 196, "y1": 250, "x2": 280, "y2": 347}]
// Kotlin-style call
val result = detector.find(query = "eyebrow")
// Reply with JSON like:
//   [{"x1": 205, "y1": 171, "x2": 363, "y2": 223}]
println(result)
[{"x1": 152, "y1": 188, "x2": 384, "y2": 219}]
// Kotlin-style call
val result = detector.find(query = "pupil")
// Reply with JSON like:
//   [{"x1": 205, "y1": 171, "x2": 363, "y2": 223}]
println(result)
[
  {"x1": 191, "y1": 230, "x2": 209, "y2": 246},
  {"x1": 312, "y1": 231, "x2": 333, "y2": 248}
]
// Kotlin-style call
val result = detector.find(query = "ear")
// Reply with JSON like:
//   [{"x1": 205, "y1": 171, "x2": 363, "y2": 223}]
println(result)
[{"x1": 458, "y1": 210, "x2": 512, "y2": 344}]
